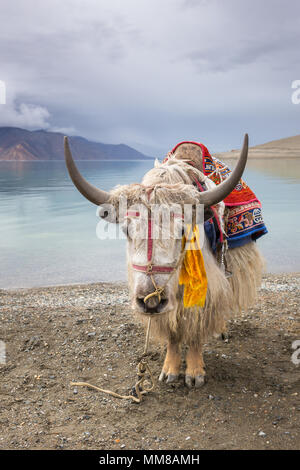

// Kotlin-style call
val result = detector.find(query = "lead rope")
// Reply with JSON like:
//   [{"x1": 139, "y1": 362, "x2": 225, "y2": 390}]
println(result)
[
  {"x1": 70, "y1": 192, "x2": 158, "y2": 403},
  {"x1": 70, "y1": 317, "x2": 155, "y2": 404},
  {"x1": 69, "y1": 242, "x2": 188, "y2": 404},
  {"x1": 70, "y1": 201, "x2": 193, "y2": 403},
  {"x1": 143, "y1": 245, "x2": 188, "y2": 306}
]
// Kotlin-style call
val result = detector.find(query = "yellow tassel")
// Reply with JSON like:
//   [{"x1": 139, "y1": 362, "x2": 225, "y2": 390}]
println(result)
[{"x1": 179, "y1": 225, "x2": 207, "y2": 308}]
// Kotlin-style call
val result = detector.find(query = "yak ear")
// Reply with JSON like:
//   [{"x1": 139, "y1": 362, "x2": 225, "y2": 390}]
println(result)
[
  {"x1": 97, "y1": 204, "x2": 117, "y2": 223},
  {"x1": 97, "y1": 192, "x2": 131, "y2": 224},
  {"x1": 97, "y1": 201, "x2": 126, "y2": 224}
]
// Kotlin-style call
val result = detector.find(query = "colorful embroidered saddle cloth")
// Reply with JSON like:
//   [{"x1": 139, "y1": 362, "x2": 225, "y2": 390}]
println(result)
[{"x1": 169, "y1": 141, "x2": 268, "y2": 249}]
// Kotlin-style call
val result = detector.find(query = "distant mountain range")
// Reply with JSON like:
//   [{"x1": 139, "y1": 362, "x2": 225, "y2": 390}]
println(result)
[
  {"x1": 215, "y1": 134, "x2": 300, "y2": 159},
  {"x1": 0, "y1": 127, "x2": 153, "y2": 161}
]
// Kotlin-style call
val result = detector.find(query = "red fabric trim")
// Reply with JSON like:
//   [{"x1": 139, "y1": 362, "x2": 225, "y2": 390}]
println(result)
[
  {"x1": 171, "y1": 140, "x2": 204, "y2": 153},
  {"x1": 170, "y1": 140, "x2": 260, "y2": 208},
  {"x1": 170, "y1": 141, "x2": 214, "y2": 176},
  {"x1": 225, "y1": 197, "x2": 260, "y2": 207}
]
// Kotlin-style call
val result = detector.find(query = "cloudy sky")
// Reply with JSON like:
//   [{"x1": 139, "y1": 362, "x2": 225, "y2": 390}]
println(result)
[{"x1": 0, "y1": 0, "x2": 299, "y2": 155}]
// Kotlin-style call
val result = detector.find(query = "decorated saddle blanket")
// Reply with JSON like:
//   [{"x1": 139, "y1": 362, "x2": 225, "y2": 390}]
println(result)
[{"x1": 169, "y1": 141, "x2": 268, "y2": 249}]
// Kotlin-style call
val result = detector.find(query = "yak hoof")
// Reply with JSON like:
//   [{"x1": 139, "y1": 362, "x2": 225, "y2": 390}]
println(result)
[
  {"x1": 159, "y1": 371, "x2": 179, "y2": 384},
  {"x1": 185, "y1": 374, "x2": 205, "y2": 389},
  {"x1": 221, "y1": 332, "x2": 229, "y2": 342},
  {"x1": 213, "y1": 332, "x2": 229, "y2": 342},
  {"x1": 166, "y1": 374, "x2": 178, "y2": 384}
]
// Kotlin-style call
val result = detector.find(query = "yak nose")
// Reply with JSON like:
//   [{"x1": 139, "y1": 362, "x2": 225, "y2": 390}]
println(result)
[{"x1": 136, "y1": 295, "x2": 168, "y2": 314}]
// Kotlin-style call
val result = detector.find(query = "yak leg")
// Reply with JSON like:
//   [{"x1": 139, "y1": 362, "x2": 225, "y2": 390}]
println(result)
[
  {"x1": 220, "y1": 317, "x2": 229, "y2": 341},
  {"x1": 159, "y1": 341, "x2": 181, "y2": 384},
  {"x1": 185, "y1": 345, "x2": 206, "y2": 388},
  {"x1": 213, "y1": 317, "x2": 229, "y2": 341}
]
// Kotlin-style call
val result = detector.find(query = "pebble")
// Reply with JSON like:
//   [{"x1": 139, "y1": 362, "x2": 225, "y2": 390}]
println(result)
[{"x1": 260, "y1": 282, "x2": 299, "y2": 292}]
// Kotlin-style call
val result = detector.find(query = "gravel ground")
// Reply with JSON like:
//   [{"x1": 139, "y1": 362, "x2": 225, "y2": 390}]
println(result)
[{"x1": 0, "y1": 273, "x2": 299, "y2": 450}]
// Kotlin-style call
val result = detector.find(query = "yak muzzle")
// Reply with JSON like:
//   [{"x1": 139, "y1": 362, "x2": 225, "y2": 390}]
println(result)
[{"x1": 135, "y1": 295, "x2": 169, "y2": 315}]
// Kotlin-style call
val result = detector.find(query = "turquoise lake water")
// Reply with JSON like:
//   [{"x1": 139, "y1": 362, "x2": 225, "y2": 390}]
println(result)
[{"x1": 0, "y1": 158, "x2": 299, "y2": 288}]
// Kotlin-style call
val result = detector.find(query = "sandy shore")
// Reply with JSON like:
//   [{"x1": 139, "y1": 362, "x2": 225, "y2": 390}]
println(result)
[
  {"x1": 0, "y1": 273, "x2": 299, "y2": 450},
  {"x1": 215, "y1": 134, "x2": 300, "y2": 159}
]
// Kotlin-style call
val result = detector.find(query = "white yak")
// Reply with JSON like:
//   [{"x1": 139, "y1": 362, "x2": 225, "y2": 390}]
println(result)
[{"x1": 64, "y1": 134, "x2": 264, "y2": 388}]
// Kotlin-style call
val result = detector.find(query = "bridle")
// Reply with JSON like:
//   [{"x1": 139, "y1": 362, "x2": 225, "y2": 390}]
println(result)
[
  {"x1": 125, "y1": 208, "x2": 190, "y2": 307},
  {"x1": 124, "y1": 169, "x2": 226, "y2": 308}
]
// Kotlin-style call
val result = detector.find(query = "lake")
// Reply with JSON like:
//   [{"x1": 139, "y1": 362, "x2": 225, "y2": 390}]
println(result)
[{"x1": 0, "y1": 158, "x2": 299, "y2": 288}]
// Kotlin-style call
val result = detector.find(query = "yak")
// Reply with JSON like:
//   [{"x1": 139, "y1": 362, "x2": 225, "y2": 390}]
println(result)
[{"x1": 64, "y1": 134, "x2": 265, "y2": 388}]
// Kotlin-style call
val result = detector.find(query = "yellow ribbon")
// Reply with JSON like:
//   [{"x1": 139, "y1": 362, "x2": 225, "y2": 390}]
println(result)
[{"x1": 179, "y1": 225, "x2": 207, "y2": 308}]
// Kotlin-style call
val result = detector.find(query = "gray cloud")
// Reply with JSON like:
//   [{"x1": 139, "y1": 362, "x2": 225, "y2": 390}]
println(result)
[
  {"x1": 0, "y1": 91, "x2": 51, "y2": 129},
  {"x1": 0, "y1": 0, "x2": 299, "y2": 155}
]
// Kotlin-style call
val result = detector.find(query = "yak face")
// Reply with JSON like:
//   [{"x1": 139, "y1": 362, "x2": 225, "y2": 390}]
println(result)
[{"x1": 122, "y1": 204, "x2": 186, "y2": 316}]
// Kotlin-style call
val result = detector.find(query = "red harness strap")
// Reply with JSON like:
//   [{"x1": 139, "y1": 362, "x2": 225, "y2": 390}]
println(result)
[{"x1": 125, "y1": 210, "x2": 183, "y2": 275}]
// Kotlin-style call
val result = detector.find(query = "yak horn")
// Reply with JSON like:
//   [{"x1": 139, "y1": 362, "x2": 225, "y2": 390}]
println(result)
[
  {"x1": 199, "y1": 134, "x2": 248, "y2": 207},
  {"x1": 64, "y1": 136, "x2": 110, "y2": 206}
]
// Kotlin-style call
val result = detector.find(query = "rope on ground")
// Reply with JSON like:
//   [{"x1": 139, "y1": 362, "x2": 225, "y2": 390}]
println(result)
[{"x1": 70, "y1": 318, "x2": 155, "y2": 404}]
